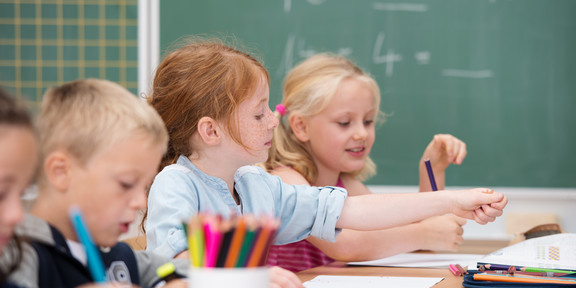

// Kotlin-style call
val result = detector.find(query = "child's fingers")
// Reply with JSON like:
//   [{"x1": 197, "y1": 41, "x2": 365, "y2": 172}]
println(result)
[
  {"x1": 455, "y1": 216, "x2": 468, "y2": 226},
  {"x1": 473, "y1": 208, "x2": 495, "y2": 225},
  {"x1": 435, "y1": 134, "x2": 455, "y2": 160},
  {"x1": 454, "y1": 141, "x2": 467, "y2": 165},
  {"x1": 435, "y1": 134, "x2": 467, "y2": 164},
  {"x1": 490, "y1": 196, "x2": 509, "y2": 210},
  {"x1": 481, "y1": 204, "x2": 503, "y2": 218},
  {"x1": 269, "y1": 266, "x2": 303, "y2": 288},
  {"x1": 446, "y1": 136, "x2": 466, "y2": 165}
]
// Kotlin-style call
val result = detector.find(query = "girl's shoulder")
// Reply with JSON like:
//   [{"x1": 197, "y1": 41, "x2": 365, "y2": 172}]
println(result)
[{"x1": 270, "y1": 166, "x2": 310, "y2": 186}]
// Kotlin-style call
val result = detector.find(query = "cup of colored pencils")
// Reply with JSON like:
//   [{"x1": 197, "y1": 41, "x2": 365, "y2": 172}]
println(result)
[{"x1": 185, "y1": 213, "x2": 279, "y2": 288}]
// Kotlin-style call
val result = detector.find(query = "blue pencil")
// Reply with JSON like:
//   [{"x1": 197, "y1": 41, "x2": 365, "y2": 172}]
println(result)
[
  {"x1": 69, "y1": 206, "x2": 107, "y2": 282},
  {"x1": 424, "y1": 159, "x2": 438, "y2": 191}
]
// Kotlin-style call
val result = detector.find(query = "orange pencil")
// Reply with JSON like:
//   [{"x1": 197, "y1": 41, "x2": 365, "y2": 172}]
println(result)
[
  {"x1": 246, "y1": 217, "x2": 274, "y2": 267},
  {"x1": 474, "y1": 273, "x2": 576, "y2": 284},
  {"x1": 224, "y1": 217, "x2": 246, "y2": 268},
  {"x1": 258, "y1": 218, "x2": 280, "y2": 266}
]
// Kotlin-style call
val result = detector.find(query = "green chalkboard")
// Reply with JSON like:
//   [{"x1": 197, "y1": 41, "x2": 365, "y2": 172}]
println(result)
[
  {"x1": 0, "y1": 1, "x2": 139, "y2": 112},
  {"x1": 160, "y1": 0, "x2": 576, "y2": 188}
]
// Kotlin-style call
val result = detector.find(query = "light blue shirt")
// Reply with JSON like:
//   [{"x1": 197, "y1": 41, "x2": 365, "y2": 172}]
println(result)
[{"x1": 145, "y1": 155, "x2": 347, "y2": 258}]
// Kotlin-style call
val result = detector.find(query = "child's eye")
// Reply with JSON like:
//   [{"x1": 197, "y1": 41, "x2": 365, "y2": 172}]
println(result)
[
  {"x1": 364, "y1": 120, "x2": 374, "y2": 125},
  {"x1": 120, "y1": 182, "x2": 134, "y2": 190},
  {"x1": 255, "y1": 114, "x2": 264, "y2": 120},
  {"x1": 338, "y1": 121, "x2": 350, "y2": 127}
]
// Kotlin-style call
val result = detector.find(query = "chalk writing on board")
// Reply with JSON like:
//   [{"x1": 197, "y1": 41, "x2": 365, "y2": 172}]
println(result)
[
  {"x1": 442, "y1": 69, "x2": 494, "y2": 79},
  {"x1": 372, "y1": 2, "x2": 429, "y2": 12},
  {"x1": 277, "y1": 34, "x2": 353, "y2": 77},
  {"x1": 372, "y1": 32, "x2": 403, "y2": 76},
  {"x1": 284, "y1": 0, "x2": 326, "y2": 13},
  {"x1": 278, "y1": 32, "x2": 435, "y2": 78}
]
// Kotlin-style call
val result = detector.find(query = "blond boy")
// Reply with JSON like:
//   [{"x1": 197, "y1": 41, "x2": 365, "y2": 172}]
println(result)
[{"x1": 8, "y1": 79, "x2": 187, "y2": 287}]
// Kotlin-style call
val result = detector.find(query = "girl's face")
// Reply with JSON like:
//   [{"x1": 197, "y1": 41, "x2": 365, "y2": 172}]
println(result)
[
  {"x1": 303, "y1": 78, "x2": 376, "y2": 179},
  {"x1": 224, "y1": 79, "x2": 278, "y2": 167},
  {"x1": 0, "y1": 127, "x2": 37, "y2": 253}
]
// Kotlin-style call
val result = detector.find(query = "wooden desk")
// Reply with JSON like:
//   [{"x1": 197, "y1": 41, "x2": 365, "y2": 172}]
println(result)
[{"x1": 297, "y1": 239, "x2": 509, "y2": 287}]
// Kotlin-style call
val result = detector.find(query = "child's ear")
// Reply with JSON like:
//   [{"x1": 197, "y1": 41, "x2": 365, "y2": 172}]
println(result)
[
  {"x1": 44, "y1": 151, "x2": 71, "y2": 192},
  {"x1": 290, "y1": 114, "x2": 310, "y2": 142},
  {"x1": 197, "y1": 116, "x2": 221, "y2": 145}
]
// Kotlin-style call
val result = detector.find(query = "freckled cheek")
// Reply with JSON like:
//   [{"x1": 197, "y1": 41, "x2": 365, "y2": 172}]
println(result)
[{"x1": 243, "y1": 123, "x2": 268, "y2": 142}]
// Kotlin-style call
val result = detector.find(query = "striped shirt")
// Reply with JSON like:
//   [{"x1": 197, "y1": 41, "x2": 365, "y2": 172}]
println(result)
[{"x1": 265, "y1": 178, "x2": 345, "y2": 272}]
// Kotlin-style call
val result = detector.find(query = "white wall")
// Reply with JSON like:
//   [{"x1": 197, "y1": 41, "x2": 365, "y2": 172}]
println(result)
[{"x1": 369, "y1": 186, "x2": 576, "y2": 240}]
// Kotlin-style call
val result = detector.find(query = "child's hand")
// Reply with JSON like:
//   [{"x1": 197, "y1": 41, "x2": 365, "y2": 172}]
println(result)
[
  {"x1": 419, "y1": 214, "x2": 467, "y2": 251},
  {"x1": 269, "y1": 266, "x2": 304, "y2": 288},
  {"x1": 422, "y1": 134, "x2": 467, "y2": 170},
  {"x1": 449, "y1": 188, "x2": 508, "y2": 225},
  {"x1": 162, "y1": 279, "x2": 188, "y2": 288}
]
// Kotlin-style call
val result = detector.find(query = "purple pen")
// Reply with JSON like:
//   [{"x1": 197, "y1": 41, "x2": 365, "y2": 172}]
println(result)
[{"x1": 424, "y1": 159, "x2": 438, "y2": 191}]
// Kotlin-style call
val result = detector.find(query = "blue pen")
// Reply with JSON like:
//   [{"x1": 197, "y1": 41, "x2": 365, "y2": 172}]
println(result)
[
  {"x1": 424, "y1": 159, "x2": 438, "y2": 191},
  {"x1": 69, "y1": 206, "x2": 107, "y2": 283}
]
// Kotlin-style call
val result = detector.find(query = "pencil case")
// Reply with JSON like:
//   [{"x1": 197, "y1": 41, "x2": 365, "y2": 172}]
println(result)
[{"x1": 462, "y1": 271, "x2": 576, "y2": 288}]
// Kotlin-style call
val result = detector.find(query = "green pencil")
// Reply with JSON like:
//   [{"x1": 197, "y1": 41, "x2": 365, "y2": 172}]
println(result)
[{"x1": 522, "y1": 267, "x2": 576, "y2": 274}]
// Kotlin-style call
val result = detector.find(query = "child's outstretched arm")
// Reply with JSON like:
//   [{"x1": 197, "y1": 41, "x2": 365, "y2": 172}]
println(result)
[
  {"x1": 336, "y1": 188, "x2": 507, "y2": 230},
  {"x1": 419, "y1": 134, "x2": 467, "y2": 192}
]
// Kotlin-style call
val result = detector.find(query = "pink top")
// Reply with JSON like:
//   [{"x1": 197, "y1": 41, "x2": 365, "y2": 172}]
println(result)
[{"x1": 265, "y1": 178, "x2": 345, "y2": 272}]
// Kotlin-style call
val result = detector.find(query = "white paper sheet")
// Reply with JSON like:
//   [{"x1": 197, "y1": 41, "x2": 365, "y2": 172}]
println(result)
[
  {"x1": 475, "y1": 233, "x2": 576, "y2": 270},
  {"x1": 303, "y1": 275, "x2": 443, "y2": 288},
  {"x1": 348, "y1": 253, "x2": 484, "y2": 268}
]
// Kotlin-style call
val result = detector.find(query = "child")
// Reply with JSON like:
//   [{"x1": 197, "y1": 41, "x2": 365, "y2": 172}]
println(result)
[
  {"x1": 262, "y1": 53, "x2": 472, "y2": 272},
  {"x1": 0, "y1": 88, "x2": 38, "y2": 288},
  {"x1": 143, "y1": 37, "x2": 507, "y2": 284},
  {"x1": 5, "y1": 79, "x2": 188, "y2": 288}
]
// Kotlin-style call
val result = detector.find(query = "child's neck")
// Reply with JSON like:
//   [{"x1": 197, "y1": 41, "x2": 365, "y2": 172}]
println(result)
[
  {"x1": 190, "y1": 155, "x2": 237, "y2": 195},
  {"x1": 31, "y1": 193, "x2": 78, "y2": 242},
  {"x1": 314, "y1": 170, "x2": 341, "y2": 187}
]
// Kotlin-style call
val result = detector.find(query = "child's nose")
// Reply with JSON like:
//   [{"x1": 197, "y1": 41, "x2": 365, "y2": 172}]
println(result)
[
  {"x1": 3, "y1": 197, "x2": 24, "y2": 228},
  {"x1": 131, "y1": 190, "x2": 147, "y2": 210},
  {"x1": 268, "y1": 110, "x2": 279, "y2": 129},
  {"x1": 353, "y1": 124, "x2": 368, "y2": 140}
]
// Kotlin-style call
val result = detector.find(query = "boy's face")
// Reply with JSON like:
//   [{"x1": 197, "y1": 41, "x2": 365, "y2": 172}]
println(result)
[
  {"x1": 303, "y1": 78, "x2": 376, "y2": 178},
  {"x1": 67, "y1": 134, "x2": 163, "y2": 247},
  {"x1": 0, "y1": 127, "x2": 37, "y2": 253}
]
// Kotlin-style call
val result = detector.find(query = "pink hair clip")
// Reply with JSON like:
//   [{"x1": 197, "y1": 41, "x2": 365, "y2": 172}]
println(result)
[{"x1": 275, "y1": 104, "x2": 287, "y2": 116}]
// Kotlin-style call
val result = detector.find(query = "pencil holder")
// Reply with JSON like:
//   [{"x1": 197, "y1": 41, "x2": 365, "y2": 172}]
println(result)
[{"x1": 188, "y1": 267, "x2": 269, "y2": 288}]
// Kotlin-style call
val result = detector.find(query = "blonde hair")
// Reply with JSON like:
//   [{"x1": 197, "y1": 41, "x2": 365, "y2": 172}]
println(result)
[
  {"x1": 147, "y1": 36, "x2": 269, "y2": 171},
  {"x1": 37, "y1": 79, "x2": 168, "y2": 188},
  {"x1": 263, "y1": 53, "x2": 383, "y2": 183}
]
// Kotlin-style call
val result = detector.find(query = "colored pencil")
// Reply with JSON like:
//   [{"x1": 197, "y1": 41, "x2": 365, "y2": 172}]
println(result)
[
  {"x1": 480, "y1": 263, "x2": 576, "y2": 275},
  {"x1": 449, "y1": 264, "x2": 461, "y2": 276},
  {"x1": 424, "y1": 159, "x2": 438, "y2": 191},
  {"x1": 246, "y1": 217, "x2": 274, "y2": 267},
  {"x1": 69, "y1": 207, "x2": 107, "y2": 283},
  {"x1": 258, "y1": 218, "x2": 280, "y2": 266},
  {"x1": 184, "y1": 214, "x2": 279, "y2": 268},
  {"x1": 203, "y1": 215, "x2": 222, "y2": 268},
  {"x1": 236, "y1": 216, "x2": 259, "y2": 267},
  {"x1": 215, "y1": 220, "x2": 235, "y2": 267},
  {"x1": 224, "y1": 217, "x2": 246, "y2": 267},
  {"x1": 188, "y1": 216, "x2": 205, "y2": 267},
  {"x1": 474, "y1": 273, "x2": 576, "y2": 284}
]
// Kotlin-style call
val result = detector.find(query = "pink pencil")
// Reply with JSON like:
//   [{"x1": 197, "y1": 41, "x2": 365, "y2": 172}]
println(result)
[{"x1": 203, "y1": 215, "x2": 222, "y2": 267}]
